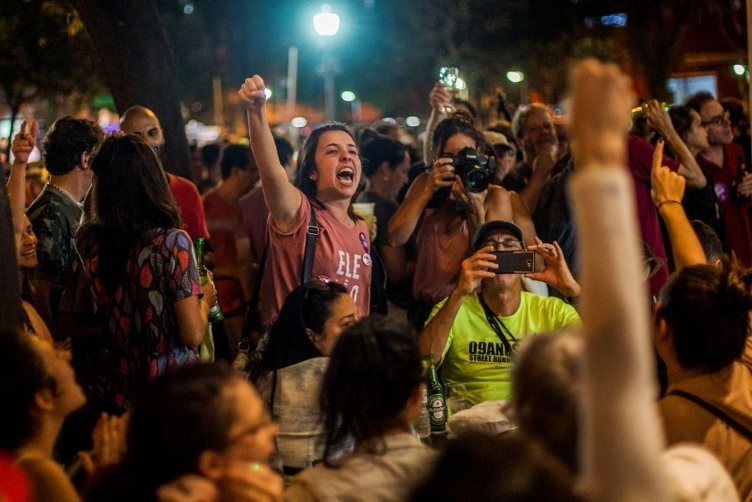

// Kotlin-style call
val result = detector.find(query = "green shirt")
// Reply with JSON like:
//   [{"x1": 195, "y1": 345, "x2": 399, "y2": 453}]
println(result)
[{"x1": 428, "y1": 291, "x2": 580, "y2": 405}]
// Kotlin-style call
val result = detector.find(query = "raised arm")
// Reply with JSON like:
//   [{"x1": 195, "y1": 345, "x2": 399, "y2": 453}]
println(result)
[
  {"x1": 419, "y1": 247, "x2": 497, "y2": 361},
  {"x1": 569, "y1": 59, "x2": 669, "y2": 502},
  {"x1": 237, "y1": 76, "x2": 301, "y2": 232},
  {"x1": 7, "y1": 119, "x2": 38, "y2": 226},
  {"x1": 644, "y1": 99, "x2": 706, "y2": 189},
  {"x1": 422, "y1": 84, "x2": 452, "y2": 166},
  {"x1": 386, "y1": 160, "x2": 454, "y2": 247},
  {"x1": 650, "y1": 139, "x2": 707, "y2": 269}
]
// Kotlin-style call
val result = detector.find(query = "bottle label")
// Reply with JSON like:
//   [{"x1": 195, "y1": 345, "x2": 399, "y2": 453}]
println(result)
[{"x1": 427, "y1": 393, "x2": 446, "y2": 428}]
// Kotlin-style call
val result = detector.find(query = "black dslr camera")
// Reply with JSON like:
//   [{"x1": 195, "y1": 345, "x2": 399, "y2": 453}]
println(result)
[{"x1": 451, "y1": 147, "x2": 495, "y2": 193}]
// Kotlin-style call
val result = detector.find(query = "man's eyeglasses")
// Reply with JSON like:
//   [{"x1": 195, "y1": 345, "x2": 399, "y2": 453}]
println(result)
[
  {"x1": 702, "y1": 111, "x2": 730, "y2": 127},
  {"x1": 480, "y1": 239, "x2": 524, "y2": 251}
]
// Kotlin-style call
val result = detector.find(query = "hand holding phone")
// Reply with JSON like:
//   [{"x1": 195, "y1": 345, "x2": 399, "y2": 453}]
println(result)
[{"x1": 492, "y1": 250, "x2": 535, "y2": 274}]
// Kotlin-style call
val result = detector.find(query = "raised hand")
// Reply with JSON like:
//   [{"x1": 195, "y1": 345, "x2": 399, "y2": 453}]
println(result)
[
  {"x1": 11, "y1": 119, "x2": 38, "y2": 164},
  {"x1": 455, "y1": 247, "x2": 498, "y2": 296},
  {"x1": 569, "y1": 59, "x2": 633, "y2": 170},
  {"x1": 429, "y1": 83, "x2": 453, "y2": 114},
  {"x1": 650, "y1": 139, "x2": 685, "y2": 207},
  {"x1": 525, "y1": 238, "x2": 580, "y2": 298},
  {"x1": 237, "y1": 76, "x2": 268, "y2": 115}
]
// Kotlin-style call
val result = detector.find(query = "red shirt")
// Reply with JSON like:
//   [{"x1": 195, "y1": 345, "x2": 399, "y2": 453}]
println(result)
[{"x1": 168, "y1": 174, "x2": 210, "y2": 240}]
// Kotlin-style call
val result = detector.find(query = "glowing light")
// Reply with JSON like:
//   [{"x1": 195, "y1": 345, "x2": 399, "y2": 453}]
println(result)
[
  {"x1": 733, "y1": 64, "x2": 747, "y2": 76},
  {"x1": 313, "y1": 4, "x2": 340, "y2": 37},
  {"x1": 506, "y1": 71, "x2": 524, "y2": 83},
  {"x1": 600, "y1": 13, "x2": 627, "y2": 27},
  {"x1": 456, "y1": 78, "x2": 466, "y2": 90},
  {"x1": 264, "y1": 88, "x2": 273, "y2": 100},
  {"x1": 291, "y1": 117, "x2": 308, "y2": 128},
  {"x1": 341, "y1": 91, "x2": 356, "y2": 102},
  {"x1": 406, "y1": 116, "x2": 421, "y2": 127}
]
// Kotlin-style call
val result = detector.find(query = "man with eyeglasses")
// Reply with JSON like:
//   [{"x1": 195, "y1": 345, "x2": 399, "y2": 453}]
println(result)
[
  {"x1": 686, "y1": 92, "x2": 752, "y2": 266},
  {"x1": 419, "y1": 220, "x2": 581, "y2": 406},
  {"x1": 121, "y1": 106, "x2": 210, "y2": 242}
]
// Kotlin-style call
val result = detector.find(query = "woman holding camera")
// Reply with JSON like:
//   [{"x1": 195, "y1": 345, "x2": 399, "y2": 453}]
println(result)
[{"x1": 387, "y1": 116, "x2": 534, "y2": 327}]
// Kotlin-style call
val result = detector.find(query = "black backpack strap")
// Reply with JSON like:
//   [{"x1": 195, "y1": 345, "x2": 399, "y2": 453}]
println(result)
[
  {"x1": 668, "y1": 389, "x2": 752, "y2": 442},
  {"x1": 302, "y1": 208, "x2": 319, "y2": 283}
]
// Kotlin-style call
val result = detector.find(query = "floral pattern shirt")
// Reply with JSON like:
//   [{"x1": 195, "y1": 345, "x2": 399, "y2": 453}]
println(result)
[{"x1": 77, "y1": 225, "x2": 201, "y2": 411}]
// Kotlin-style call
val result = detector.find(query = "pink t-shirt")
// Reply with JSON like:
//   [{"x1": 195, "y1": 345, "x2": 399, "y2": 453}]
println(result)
[
  {"x1": 168, "y1": 174, "x2": 210, "y2": 240},
  {"x1": 412, "y1": 205, "x2": 471, "y2": 306},
  {"x1": 260, "y1": 194, "x2": 372, "y2": 328}
]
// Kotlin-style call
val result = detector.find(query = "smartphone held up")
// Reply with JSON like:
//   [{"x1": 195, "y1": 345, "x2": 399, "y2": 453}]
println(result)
[{"x1": 492, "y1": 250, "x2": 535, "y2": 274}]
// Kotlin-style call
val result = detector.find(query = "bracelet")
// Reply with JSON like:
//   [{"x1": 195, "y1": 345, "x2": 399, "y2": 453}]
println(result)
[{"x1": 656, "y1": 199, "x2": 681, "y2": 210}]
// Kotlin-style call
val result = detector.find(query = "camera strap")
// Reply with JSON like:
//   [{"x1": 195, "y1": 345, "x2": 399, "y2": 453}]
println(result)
[{"x1": 477, "y1": 293, "x2": 519, "y2": 356}]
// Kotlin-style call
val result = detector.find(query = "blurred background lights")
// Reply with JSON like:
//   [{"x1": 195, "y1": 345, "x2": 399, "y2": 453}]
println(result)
[
  {"x1": 313, "y1": 4, "x2": 340, "y2": 37},
  {"x1": 341, "y1": 90, "x2": 356, "y2": 102},
  {"x1": 506, "y1": 71, "x2": 524, "y2": 83},
  {"x1": 405, "y1": 116, "x2": 421, "y2": 127},
  {"x1": 291, "y1": 117, "x2": 308, "y2": 128}
]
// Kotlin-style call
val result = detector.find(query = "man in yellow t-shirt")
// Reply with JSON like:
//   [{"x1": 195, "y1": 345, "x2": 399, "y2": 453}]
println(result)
[{"x1": 420, "y1": 220, "x2": 581, "y2": 405}]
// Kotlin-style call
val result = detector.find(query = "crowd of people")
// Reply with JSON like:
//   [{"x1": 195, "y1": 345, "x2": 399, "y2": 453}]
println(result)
[{"x1": 1, "y1": 56, "x2": 751, "y2": 501}]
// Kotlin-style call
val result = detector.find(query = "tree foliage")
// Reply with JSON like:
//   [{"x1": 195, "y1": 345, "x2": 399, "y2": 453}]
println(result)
[{"x1": 0, "y1": 0, "x2": 104, "y2": 157}]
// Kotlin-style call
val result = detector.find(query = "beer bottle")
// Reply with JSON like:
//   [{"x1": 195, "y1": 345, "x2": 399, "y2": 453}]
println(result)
[
  {"x1": 194, "y1": 237, "x2": 224, "y2": 323},
  {"x1": 425, "y1": 354, "x2": 447, "y2": 434}
]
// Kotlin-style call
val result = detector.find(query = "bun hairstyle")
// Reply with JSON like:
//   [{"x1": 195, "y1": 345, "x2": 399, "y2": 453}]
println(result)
[{"x1": 658, "y1": 265, "x2": 752, "y2": 373}]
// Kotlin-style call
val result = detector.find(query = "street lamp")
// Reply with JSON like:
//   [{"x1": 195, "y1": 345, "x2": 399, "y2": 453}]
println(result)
[
  {"x1": 341, "y1": 90, "x2": 361, "y2": 125},
  {"x1": 313, "y1": 4, "x2": 340, "y2": 120},
  {"x1": 506, "y1": 70, "x2": 527, "y2": 104}
]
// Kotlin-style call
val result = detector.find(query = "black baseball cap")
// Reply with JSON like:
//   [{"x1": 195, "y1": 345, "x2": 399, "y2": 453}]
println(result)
[{"x1": 472, "y1": 220, "x2": 524, "y2": 250}]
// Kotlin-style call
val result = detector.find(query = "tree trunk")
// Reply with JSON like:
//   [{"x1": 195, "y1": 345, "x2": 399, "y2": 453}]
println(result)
[
  {"x1": 70, "y1": 0, "x2": 193, "y2": 181},
  {"x1": 0, "y1": 182, "x2": 23, "y2": 332}
]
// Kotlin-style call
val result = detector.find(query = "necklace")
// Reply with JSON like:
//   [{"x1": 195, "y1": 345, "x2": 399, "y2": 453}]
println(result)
[{"x1": 47, "y1": 182, "x2": 82, "y2": 207}]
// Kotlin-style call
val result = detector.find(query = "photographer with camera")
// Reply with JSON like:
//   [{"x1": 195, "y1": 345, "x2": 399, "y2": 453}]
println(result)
[
  {"x1": 418, "y1": 220, "x2": 580, "y2": 406},
  {"x1": 387, "y1": 117, "x2": 535, "y2": 330}
]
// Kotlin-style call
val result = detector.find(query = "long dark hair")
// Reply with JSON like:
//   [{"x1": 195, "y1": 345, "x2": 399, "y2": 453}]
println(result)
[
  {"x1": 84, "y1": 135, "x2": 182, "y2": 290},
  {"x1": 256, "y1": 279, "x2": 348, "y2": 375},
  {"x1": 320, "y1": 315, "x2": 423, "y2": 463},
  {"x1": 658, "y1": 265, "x2": 752, "y2": 373},
  {"x1": 432, "y1": 116, "x2": 484, "y2": 158},
  {"x1": 253, "y1": 279, "x2": 348, "y2": 413}
]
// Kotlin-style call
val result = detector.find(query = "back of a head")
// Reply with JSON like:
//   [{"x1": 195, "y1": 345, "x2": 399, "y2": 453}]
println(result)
[
  {"x1": 0, "y1": 330, "x2": 52, "y2": 452},
  {"x1": 511, "y1": 330, "x2": 583, "y2": 471},
  {"x1": 360, "y1": 135, "x2": 407, "y2": 177},
  {"x1": 320, "y1": 315, "x2": 422, "y2": 459},
  {"x1": 42, "y1": 116, "x2": 104, "y2": 175},
  {"x1": 200, "y1": 143, "x2": 220, "y2": 168},
  {"x1": 659, "y1": 265, "x2": 752, "y2": 373},
  {"x1": 122, "y1": 363, "x2": 239, "y2": 494},
  {"x1": 410, "y1": 431, "x2": 581, "y2": 502},
  {"x1": 90, "y1": 135, "x2": 179, "y2": 234},
  {"x1": 219, "y1": 144, "x2": 252, "y2": 180},
  {"x1": 690, "y1": 220, "x2": 724, "y2": 265}
]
